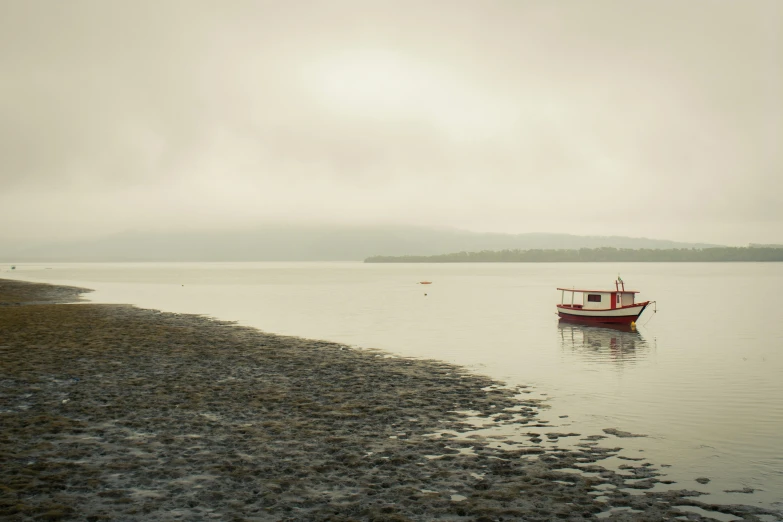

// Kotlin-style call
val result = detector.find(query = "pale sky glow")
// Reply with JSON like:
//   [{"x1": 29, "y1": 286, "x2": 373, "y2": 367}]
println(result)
[
  {"x1": 310, "y1": 50, "x2": 431, "y2": 112},
  {"x1": 1, "y1": 0, "x2": 781, "y2": 247},
  {"x1": 308, "y1": 49, "x2": 520, "y2": 142}
]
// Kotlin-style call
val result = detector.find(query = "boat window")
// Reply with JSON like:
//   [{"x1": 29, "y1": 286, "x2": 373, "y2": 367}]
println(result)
[{"x1": 587, "y1": 294, "x2": 602, "y2": 302}]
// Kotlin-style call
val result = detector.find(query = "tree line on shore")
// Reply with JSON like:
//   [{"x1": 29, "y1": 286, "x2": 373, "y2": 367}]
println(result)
[{"x1": 365, "y1": 246, "x2": 783, "y2": 263}]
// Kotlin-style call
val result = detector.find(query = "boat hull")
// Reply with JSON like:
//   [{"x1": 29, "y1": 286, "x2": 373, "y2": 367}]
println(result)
[{"x1": 556, "y1": 302, "x2": 650, "y2": 325}]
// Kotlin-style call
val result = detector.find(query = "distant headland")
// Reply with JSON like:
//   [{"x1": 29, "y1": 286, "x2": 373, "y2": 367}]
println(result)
[
  {"x1": 365, "y1": 246, "x2": 783, "y2": 263},
  {"x1": 3, "y1": 225, "x2": 779, "y2": 263}
]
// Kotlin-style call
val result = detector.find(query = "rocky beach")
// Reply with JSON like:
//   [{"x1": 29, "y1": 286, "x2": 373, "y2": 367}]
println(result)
[{"x1": 1, "y1": 278, "x2": 779, "y2": 521}]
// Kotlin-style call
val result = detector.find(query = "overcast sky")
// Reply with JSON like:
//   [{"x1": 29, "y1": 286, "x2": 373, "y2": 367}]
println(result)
[{"x1": 1, "y1": 0, "x2": 781, "y2": 246}]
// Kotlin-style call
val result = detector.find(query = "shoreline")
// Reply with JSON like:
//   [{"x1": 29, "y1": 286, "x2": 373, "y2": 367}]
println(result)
[{"x1": 1, "y1": 278, "x2": 779, "y2": 521}]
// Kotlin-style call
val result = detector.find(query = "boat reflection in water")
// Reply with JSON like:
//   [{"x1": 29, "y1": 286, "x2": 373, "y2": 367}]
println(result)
[{"x1": 558, "y1": 320, "x2": 650, "y2": 365}]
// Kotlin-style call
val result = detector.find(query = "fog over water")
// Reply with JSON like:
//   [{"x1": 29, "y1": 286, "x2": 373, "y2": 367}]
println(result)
[{"x1": 1, "y1": 0, "x2": 781, "y2": 248}]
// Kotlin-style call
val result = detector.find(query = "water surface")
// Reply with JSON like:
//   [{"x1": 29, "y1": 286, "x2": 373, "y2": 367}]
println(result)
[{"x1": 4, "y1": 262, "x2": 782, "y2": 509}]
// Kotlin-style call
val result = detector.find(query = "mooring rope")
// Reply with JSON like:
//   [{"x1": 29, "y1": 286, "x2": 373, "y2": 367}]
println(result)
[{"x1": 642, "y1": 301, "x2": 657, "y2": 327}]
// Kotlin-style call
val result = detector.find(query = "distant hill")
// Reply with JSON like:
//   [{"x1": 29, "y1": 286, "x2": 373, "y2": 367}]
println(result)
[
  {"x1": 366, "y1": 246, "x2": 783, "y2": 263},
  {"x1": 0, "y1": 226, "x2": 722, "y2": 262}
]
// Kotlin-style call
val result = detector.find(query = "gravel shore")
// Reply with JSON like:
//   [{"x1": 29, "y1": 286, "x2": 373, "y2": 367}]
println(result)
[{"x1": 1, "y1": 279, "x2": 779, "y2": 521}]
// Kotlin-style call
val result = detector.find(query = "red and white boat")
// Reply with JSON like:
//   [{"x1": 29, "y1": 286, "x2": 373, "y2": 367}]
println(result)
[{"x1": 556, "y1": 278, "x2": 652, "y2": 325}]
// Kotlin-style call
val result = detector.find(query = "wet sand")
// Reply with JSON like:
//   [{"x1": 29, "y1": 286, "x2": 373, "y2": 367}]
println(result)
[{"x1": 1, "y1": 279, "x2": 779, "y2": 521}]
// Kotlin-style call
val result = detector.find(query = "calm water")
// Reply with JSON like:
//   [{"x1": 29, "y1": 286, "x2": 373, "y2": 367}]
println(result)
[{"x1": 4, "y1": 262, "x2": 783, "y2": 509}]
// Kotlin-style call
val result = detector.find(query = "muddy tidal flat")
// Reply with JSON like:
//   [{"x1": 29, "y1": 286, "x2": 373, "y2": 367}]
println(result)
[{"x1": 1, "y1": 279, "x2": 779, "y2": 521}]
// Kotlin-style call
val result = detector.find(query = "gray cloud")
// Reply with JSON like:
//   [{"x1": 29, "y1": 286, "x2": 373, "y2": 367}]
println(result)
[{"x1": 1, "y1": 0, "x2": 780, "y2": 245}]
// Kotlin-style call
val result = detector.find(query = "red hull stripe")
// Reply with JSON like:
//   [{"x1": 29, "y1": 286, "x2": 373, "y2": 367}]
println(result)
[
  {"x1": 557, "y1": 288, "x2": 639, "y2": 293},
  {"x1": 557, "y1": 301, "x2": 650, "y2": 312},
  {"x1": 557, "y1": 302, "x2": 649, "y2": 325},
  {"x1": 557, "y1": 312, "x2": 640, "y2": 325}
]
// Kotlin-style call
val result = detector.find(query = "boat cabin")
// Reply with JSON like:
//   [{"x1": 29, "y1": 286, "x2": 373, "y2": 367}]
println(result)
[
  {"x1": 558, "y1": 280, "x2": 639, "y2": 310},
  {"x1": 557, "y1": 279, "x2": 651, "y2": 325}
]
